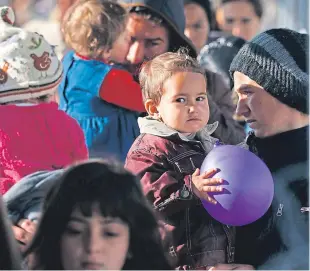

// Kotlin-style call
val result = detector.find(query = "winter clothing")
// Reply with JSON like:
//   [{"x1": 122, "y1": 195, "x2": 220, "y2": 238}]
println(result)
[
  {"x1": 230, "y1": 28, "x2": 309, "y2": 114},
  {"x1": 0, "y1": 7, "x2": 87, "y2": 195},
  {"x1": 23, "y1": 20, "x2": 65, "y2": 59},
  {"x1": 125, "y1": 117, "x2": 235, "y2": 269},
  {"x1": 58, "y1": 51, "x2": 142, "y2": 161},
  {"x1": 235, "y1": 126, "x2": 309, "y2": 269},
  {"x1": 0, "y1": 103, "x2": 88, "y2": 194},
  {"x1": 3, "y1": 169, "x2": 63, "y2": 224},
  {"x1": 0, "y1": 6, "x2": 62, "y2": 104}
]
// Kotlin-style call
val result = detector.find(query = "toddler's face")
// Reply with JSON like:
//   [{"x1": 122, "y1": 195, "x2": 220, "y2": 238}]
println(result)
[
  {"x1": 156, "y1": 71, "x2": 210, "y2": 133},
  {"x1": 107, "y1": 30, "x2": 131, "y2": 64}
]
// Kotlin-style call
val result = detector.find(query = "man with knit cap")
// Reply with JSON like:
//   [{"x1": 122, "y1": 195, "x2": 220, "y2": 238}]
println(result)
[{"x1": 228, "y1": 28, "x2": 309, "y2": 269}]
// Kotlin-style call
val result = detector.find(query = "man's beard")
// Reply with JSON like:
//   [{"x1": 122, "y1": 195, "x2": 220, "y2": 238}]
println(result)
[{"x1": 122, "y1": 63, "x2": 143, "y2": 82}]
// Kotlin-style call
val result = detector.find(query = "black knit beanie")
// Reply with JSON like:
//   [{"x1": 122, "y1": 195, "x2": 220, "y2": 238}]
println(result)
[{"x1": 230, "y1": 28, "x2": 309, "y2": 114}]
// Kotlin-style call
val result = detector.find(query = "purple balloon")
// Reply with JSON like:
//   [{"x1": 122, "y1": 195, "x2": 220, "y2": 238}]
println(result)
[{"x1": 201, "y1": 145, "x2": 274, "y2": 226}]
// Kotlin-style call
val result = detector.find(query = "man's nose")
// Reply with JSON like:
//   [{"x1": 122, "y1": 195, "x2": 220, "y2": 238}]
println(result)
[
  {"x1": 232, "y1": 23, "x2": 243, "y2": 38},
  {"x1": 184, "y1": 28, "x2": 194, "y2": 41},
  {"x1": 235, "y1": 97, "x2": 249, "y2": 117},
  {"x1": 126, "y1": 42, "x2": 145, "y2": 65}
]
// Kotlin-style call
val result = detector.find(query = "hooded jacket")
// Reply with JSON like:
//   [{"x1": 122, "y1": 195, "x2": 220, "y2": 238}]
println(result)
[
  {"x1": 3, "y1": 170, "x2": 63, "y2": 224},
  {"x1": 121, "y1": 0, "x2": 245, "y2": 144},
  {"x1": 125, "y1": 118, "x2": 235, "y2": 269}
]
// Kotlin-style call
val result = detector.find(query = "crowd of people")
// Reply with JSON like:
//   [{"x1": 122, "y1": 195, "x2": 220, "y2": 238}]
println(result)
[{"x1": 0, "y1": 0, "x2": 308, "y2": 270}]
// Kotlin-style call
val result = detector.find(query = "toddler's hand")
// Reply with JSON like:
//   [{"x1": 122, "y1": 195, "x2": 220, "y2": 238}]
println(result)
[{"x1": 191, "y1": 168, "x2": 223, "y2": 204}]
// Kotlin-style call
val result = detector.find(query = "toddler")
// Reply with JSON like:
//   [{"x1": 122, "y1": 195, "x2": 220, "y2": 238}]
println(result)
[
  {"x1": 58, "y1": 0, "x2": 144, "y2": 161},
  {"x1": 125, "y1": 49, "x2": 235, "y2": 269}
]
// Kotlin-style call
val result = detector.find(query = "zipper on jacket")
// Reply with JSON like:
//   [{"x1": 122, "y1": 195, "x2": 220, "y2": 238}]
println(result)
[
  {"x1": 276, "y1": 203, "x2": 284, "y2": 216},
  {"x1": 185, "y1": 207, "x2": 192, "y2": 250},
  {"x1": 189, "y1": 157, "x2": 196, "y2": 170},
  {"x1": 175, "y1": 161, "x2": 182, "y2": 172},
  {"x1": 223, "y1": 225, "x2": 235, "y2": 263}
]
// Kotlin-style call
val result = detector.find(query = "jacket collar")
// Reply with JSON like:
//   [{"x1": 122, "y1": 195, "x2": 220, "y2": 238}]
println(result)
[
  {"x1": 246, "y1": 126, "x2": 309, "y2": 171},
  {"x1": 138, "y1": 116, "x2": 218, "y2": 144}
]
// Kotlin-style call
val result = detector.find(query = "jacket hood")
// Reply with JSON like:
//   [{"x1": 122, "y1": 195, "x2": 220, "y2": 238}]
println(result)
[
  {"x1": 3, "y1": 170, "x2": 63, "y2": 223},
  {"x1": 121, "y1": 0, "x2": 197, "y2": 58},
  {"x1": 138, "y1": 116, "x2": 218, "y2": 145}
]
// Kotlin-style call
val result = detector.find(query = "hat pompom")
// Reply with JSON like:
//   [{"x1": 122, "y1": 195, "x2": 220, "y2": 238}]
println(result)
[{"x1": 0, "y1": 6, "x2": 15, "y2": 25}]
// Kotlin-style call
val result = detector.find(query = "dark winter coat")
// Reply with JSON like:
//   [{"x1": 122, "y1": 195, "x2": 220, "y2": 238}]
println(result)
[
  {"x1": 235, "y1": 126, "x2": 309, "y2": 270},
  {"x1": 125, "y1": 118, "x2": 236, "y2": 269}
]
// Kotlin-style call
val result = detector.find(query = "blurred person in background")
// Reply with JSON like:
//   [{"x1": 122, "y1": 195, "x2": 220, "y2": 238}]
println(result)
[
  {"x1": 23, "y1": 0, "x2": 77, "y2": 59},
  {"x1": 10, "y1": 0, "x2": 33, "y2": 26},
  {"x1": 215, "y1": 0, "x2": 263, "y2": 41},
  {"x1": 198, "y1": 35, "x2": 246, "y2": 89},
  {"x1": 198, "y1": 36, "x2": 250, "y2": 133},
  {"x1": 184, "y1": 0, "x2": 232, "y2": 50},
  {"x1": 184, "y1": 0, "x2": 217, "y2": 52}
]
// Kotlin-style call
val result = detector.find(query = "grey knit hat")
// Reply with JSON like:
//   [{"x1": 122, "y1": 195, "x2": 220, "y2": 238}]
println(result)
[{"x1": 230, "y1": 28, "x2": 309, "y2": 114}]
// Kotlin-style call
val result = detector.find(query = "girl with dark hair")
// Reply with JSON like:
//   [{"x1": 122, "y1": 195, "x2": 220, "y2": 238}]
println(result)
[
  {"x1": 24, "y1": 160, "x2": 172, "y2": 270},
  {"x1": 215, "y1": 0, "x2": 263, "y2": 40}
]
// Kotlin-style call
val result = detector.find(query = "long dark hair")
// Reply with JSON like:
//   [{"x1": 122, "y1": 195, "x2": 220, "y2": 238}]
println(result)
[
  {"x1": 24, "y1": 160, "x2": 172, "y2": 270},
  {"x1": 0, "y1": 195, "x2": 22, "y2": 269}
]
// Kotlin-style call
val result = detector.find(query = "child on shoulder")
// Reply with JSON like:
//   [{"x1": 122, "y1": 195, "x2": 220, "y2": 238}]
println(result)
[
  {"x1": 125, "y1": 49, "x2": 235, "y2": 269},
  {"x1": 58, "y1": 0, "x2": 145, "y2": 162},
  {"x1": 0, "y1": 6, "x2": 88, "y2": 195}
]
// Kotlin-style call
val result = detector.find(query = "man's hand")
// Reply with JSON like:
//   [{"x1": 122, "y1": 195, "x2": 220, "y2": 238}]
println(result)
[{"x1": 192, "y1": 168, "x2": 223, "y2": 204}]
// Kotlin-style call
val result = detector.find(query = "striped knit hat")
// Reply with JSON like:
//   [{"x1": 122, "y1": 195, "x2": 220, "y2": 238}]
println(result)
[
  {"x1": 0, "y1": 6, "x2": 62, "y2": 104},
  {"x1": 230, "y1": 28, "x2": 308, "y2": 114}
]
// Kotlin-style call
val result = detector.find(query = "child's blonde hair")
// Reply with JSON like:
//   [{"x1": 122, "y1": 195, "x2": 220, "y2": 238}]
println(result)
[
  {"x1": 139, "y1": 48, "x2": 206, "y2": 104},
  {"x1": 62, "y1": 0, "x2": 127, "y2": 58}
]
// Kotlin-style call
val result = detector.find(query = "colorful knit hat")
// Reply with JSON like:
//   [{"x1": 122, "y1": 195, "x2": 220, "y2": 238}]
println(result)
[
  {"x1": 0, "y1": 6, "x2": 63, "y2": 103},
  {"x1": 230, "y1": 28, "x2": 309, "y2": 114}
]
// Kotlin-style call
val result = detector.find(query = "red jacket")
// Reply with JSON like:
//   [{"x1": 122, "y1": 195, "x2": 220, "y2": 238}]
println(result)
[
  {"x1": 0, "y1": 103, "x2": 88, "y2": 194},
  {"x1": 125, "y1": 119, "x2": 235, "y2": 269}
]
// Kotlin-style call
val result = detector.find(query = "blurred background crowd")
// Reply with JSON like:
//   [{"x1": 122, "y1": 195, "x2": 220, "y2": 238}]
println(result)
[{"x1": 3, "y1": 0, "x2": 308, "y2": 32}]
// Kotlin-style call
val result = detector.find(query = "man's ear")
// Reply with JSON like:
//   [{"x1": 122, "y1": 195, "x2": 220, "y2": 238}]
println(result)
[{"x1": 145, "y1": 99, "x2": 160, "y2": 118}]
